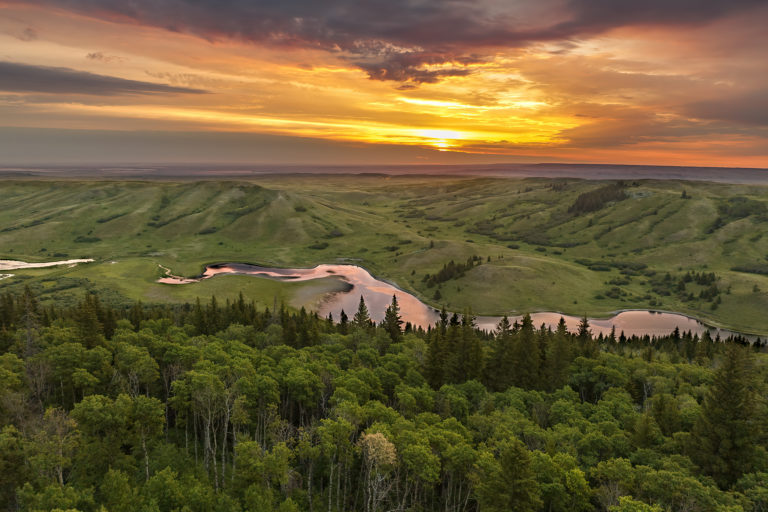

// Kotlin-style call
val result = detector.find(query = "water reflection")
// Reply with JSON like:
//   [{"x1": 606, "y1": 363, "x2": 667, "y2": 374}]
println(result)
[{"x1": 158, "y1": 263, "x2": 756, "y2": 339}]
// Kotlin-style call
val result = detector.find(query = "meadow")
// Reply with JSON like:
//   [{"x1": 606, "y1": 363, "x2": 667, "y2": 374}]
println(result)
[{"x1": 1, "y1": 175, "x2": 767, "y2": 333}]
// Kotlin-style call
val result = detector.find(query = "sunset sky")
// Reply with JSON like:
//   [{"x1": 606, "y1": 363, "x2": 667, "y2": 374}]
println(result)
[{"x1": 1, "y1": 0, "x2": 767, "y2": 167}]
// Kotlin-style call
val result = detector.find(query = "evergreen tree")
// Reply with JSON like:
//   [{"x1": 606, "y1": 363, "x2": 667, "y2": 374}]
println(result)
[
  {"x1": 460, "y1": 311, "x2": 483, "y2": 382},
  {"x1": 75, "y1": 292, "x2": 103, "y2": 349},
  {"x1": 338, "y1": 309, "x2": 349, "y2": 335},
  {"x1": 475, "y1": 438, "x2": 542, "y2": 512},
  {"x1": 352, "y1": 295, "x2": 371, "y2": 331},
  {"x1": 487, "y1": 316, "x2": 514, "y2": 391},
  {"x1": 444, "y1": 317, "x2": 463, "y2": 382},
  {"x1": 129, "y1": 300, "x2": 144, "y2": 331},
  {"x1": 577, "y1": 315, "x2": 597, "y2": 357},
  {"x1": 438, "y1": 307, "x2": 448, "y2": 331},
  {"x1": 425, "y1": 328, "x2": 446, "y2": 388},
  {"x1": 691, "y1": 344, "x2": 761, "y2": 488},
  {"x1": 21, "y1": 286, "x2": 39, "y2": 358},
  {"x1": 546, "y1": 317, "x2": 573, "y2": 390},
  {"x1": 512, "y1": 314, "x2": 540, "y2": 389},
  {"x1": 208, "y1": 296, "x2": 221, "y2": 333},
  {"x1": 192, "y1": 298, "x2": 206, "y2": 334},
  {"x1": 382, "y1": 295, "x2": 403, "y2": 343}
]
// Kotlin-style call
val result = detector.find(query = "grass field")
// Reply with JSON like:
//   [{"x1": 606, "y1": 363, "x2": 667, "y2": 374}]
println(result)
[{"x1": 1, "y1": 175, "x2": 767, "y2": 333}]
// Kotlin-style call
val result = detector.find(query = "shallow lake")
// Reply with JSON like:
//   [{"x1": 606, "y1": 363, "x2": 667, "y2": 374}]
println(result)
[
  {"x1": 159, "y1": 263, "x2": 756, "y2": 339},
  {"x1": 0, "y1": 258, "x2": 94, "y2": 270}
]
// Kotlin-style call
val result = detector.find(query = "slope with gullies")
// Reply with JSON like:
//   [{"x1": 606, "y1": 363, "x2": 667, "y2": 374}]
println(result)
[{"x1": 1, "y1": 176, "x2": 767, "y2": 333}]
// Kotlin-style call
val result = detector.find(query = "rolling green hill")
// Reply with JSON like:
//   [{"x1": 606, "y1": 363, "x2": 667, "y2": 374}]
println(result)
[{"x1": 1, "y1": 176, "x2": 767, "y2": 332}]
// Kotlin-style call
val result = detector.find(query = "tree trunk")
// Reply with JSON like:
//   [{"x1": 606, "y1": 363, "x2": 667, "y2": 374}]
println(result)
[
  {"x1": 221, "y1": 402, "x2": 230, "y2": 488},
  {"x1": 307, "y1": 461, "x2": 313, "y2": 512},
  {"x1": 142, "y1": 432, "x2": 150, "y2": 482},
  {"x1": 194, "y1": 413, "x2": 199, "y2": 465},
  {"x1": 231, "y1": 426, "x2": 237, "y2": 484},
  {"x1": 203, "y1": 416, "x2": 211, "y2": 471},
  {"x1": 336, "y1": 459, "x2": 341, "y2": 512},
  {"x1": 328, "y1": 457, "x2": 334, "y2": 512}
]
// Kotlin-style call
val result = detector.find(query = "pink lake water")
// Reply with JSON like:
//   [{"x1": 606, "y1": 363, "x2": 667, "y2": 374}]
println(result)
[{"x1": 158, "y1": 263, "x2": 755, "y2": 339}]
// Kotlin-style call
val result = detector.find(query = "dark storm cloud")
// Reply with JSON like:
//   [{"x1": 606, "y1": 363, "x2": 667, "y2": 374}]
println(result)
[
  {"x1": 21, "y1": 0, "x2": 766, "y2": 83},
  {"x1": 0, "y1": 61, "x2": 208, "y2": 95},
  {"x1": 560, "y1": 0, "x2": 767, "y2": 32}
]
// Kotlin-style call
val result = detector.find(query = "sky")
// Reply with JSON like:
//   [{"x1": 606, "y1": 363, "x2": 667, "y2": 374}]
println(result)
[{"x1": 1, "y1": 0, "x2": 767, "y2": 167}]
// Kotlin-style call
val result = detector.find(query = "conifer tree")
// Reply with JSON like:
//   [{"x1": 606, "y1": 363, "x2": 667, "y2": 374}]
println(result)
[
  {"x1": 475, "y1": 438, "x2": 542, "y2": 512},
  {"x1": 338, "y1": 309, "x2": 349, "y2": 335},
  {"x1": 192, "y1": 298, "x2": 206, "y2": 335},
  {"x1": 512, "y1": 314, "x2": 540, "y2": 389},
  {"x1": 352, "y1": 295, "x2": 371, "y2": 331},
  {"x1": 75, "y1": 292, "x2": 103, "y2": 348},
  {"x1": 444, "y1": 316, "x2": 463, "y2": 382},
  {"x1": 577, "y1": 315, "x2": 597, "y2": 357},
  {"x1": 129, "y1": 300, "x2": 144, "y2": 332},
  {"x1": 382, "y1": 295, "x2": 403, "y2": 343},
  {"x1": 438, "y1": 307, "x2": 448, "y2": 331},
  {"x1": 460, "y1": 311, "x2": 483, "y2": 381},
  {"x1": 21, "y1": 286, "x2": 39, "y2": 358},
  {"x1": 546, "y1": 317, "x2": 573, "y2": 390},
  {"x1": 208, "y1": 296, "x2": 220, "y2": 333},
  {"x1": 691, "y1": 344, "x2": 761, "y2": 488},
  {"x1": 425, "y1": 328, "x2": 446, "y2": 388},
  {"x1": 487, "y1": 316, "x2": 514, "y2": 391}
]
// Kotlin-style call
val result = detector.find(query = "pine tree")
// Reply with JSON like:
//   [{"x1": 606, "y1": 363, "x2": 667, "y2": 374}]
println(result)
[
  {"x1": 338, "y1": 309, "x2": 349, "y2": 335},
  {"x1": 425, "y1": 328, "x2": 446, "y2": 388},
  {"x1": 691, "y1": 344, "x2": 760, "y2": 488},
  {"x1": 487, "y1": 316, "x2": 513, "y2": 391},
  {"x1": 438, "y1": 307, "x2": 448, "y2": 331},
  {"x1": 475, "y1": 438, "x2": 542, "y2": 512},
  {"x1": 511, "y1": 314, "x2": 540, "y2": 389},
  {"x1": 352, "y1": 295, "x2": 371, "y2": 331},
  {"x1": 21, "y1": 286, "x2": 39, "y2": 358},
  {"x1": 577, "y1": 315, "x2": 597, "y2": 357},
  {"x1": 129, "y1": 300, "x2": 144, "y2": 331},
  {"x1": 444, "y1": 318, "x2": 463, "y2": 383},
  {"x1": 382, "y1": 295, "x2": 403, "y2": 343},
  {"x1": 192, "y1": 298, "x2": 206, "y2": 334},
  {"x1": 75, "y1": 292, "x2": 103, "y2": 348},
  {"x1": 545, "y1": 317, "x2": 573, "y2": 390},
  {"x1": 208, "y1": 296, "x2": 221, "y2": 333},
  {"x1": 460, "y1": 311, "x2": 483, "y2": 381},
  {"x1": 102, "y1": 308, "x2": 117, "y2": 339}
]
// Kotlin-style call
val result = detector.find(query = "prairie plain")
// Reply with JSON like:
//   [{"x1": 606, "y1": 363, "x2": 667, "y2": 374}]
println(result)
[{"x1": 1, "y1": 174, "x2": 767, "y2": 333}]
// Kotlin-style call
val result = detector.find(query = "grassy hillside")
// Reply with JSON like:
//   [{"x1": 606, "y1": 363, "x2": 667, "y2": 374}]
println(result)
[{"x1": 1, "y1": 176, "x2": 767, "y2": 332}]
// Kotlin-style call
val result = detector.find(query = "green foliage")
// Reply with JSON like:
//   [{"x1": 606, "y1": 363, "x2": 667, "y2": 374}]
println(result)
[
  {"x1": 0, "y1": 289, "x2": 766, "y2": 511},
  {"x1": 474, "y1": 438, "x2": 542, "y2": 512},
  {"x1": 3, "y1": 177, "x2": 768, "y2": 333},
  {"x1": 569, "y1": 182, "x2": 627, "y2": 214},
  {"x1": 691, "y1": 344, "x2": 762, "y2": 488},
  {"x1": 423, "y1": 256, "x2": 481, "y2": 287}
]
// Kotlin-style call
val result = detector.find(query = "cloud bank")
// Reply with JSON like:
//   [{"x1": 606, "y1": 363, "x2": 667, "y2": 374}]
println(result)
[
  {"x1": 22, "y1": 0, "x2": 765, "y2": 83},
  {"x1": 0, "y1": 61, "x2": 208, "y2": 95}
]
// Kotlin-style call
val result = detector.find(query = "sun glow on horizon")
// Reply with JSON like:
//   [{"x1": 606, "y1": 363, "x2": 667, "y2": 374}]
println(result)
[{"x1": 0, "y1": 1, "x2": 766, "y2": 166}]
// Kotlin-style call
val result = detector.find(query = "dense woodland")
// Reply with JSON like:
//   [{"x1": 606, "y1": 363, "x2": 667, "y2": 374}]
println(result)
[{"x1": 1, "y1": 288, "x2": 767, "y2": 512}]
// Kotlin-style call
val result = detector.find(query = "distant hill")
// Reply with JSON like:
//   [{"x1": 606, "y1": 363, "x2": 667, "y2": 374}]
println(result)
[{"x1": 1, "y1": 162, "x2": 767, "y2": 184}]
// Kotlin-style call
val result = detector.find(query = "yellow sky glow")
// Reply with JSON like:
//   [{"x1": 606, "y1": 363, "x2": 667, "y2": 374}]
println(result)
[{"x1": 0, "y1": 2, "x2": 766, "y2": 166}]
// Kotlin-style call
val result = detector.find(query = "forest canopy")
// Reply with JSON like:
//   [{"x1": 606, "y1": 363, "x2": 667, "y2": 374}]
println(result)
[{"x1": 0, "y1": 288, "x2": 766, "y2": 512}]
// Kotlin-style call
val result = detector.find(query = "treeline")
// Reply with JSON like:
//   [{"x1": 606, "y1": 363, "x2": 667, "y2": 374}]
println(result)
[
  {"x1": 0, "y1": 288, "x2": 767, "y2": 512},
  {"x1": 569, "y1": 183, "x2": 628, "y2": 215},
  {"x1": 708, "y1": 196, "x2": 767, "y2": 233},
  {"x1": 422, "y1": 256, "x2": 482, "y2": 288}
]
